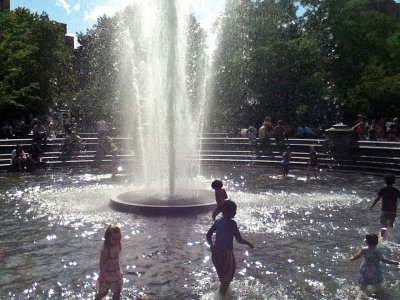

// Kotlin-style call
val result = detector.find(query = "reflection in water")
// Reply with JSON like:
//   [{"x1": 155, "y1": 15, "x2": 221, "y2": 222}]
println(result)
[{"x1": 1, "y1": 166, "x2": 400, "y2": 299}]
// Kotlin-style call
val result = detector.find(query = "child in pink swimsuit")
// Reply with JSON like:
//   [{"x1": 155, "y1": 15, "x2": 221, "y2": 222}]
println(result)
[{"x1": 95, "y1": 225, "x2": 123, "y2": 300}]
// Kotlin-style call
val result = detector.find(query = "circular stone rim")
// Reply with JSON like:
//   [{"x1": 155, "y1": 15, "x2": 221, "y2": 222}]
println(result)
[{"x1": 110, "y1": 190, "x2": 216, "y2": 215}]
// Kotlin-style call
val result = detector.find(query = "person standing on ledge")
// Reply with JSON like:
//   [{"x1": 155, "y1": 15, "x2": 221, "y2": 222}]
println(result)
[
  {"x1": 370, "y1": 174, "x2": 400, "y2": 239},
  {"x1": 211, "y1": 179, "x2": 228, "y2": 221},
  {"x1": 206, "y1": 200, "x2": 254, "y2": 295}
]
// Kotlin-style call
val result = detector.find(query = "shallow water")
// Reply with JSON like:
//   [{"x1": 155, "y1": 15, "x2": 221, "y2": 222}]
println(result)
[{"x1": 1, "y1": 166, "x2": 400, "y2": 299}]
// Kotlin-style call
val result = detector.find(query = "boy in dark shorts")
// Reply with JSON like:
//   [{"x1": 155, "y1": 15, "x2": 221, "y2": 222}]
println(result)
[{"x1": 370, "y1": 174, "x2": 400, "y2": 239}]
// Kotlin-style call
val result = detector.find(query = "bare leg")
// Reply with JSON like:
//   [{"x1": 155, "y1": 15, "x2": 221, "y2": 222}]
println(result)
[
  {"x1": 94, "y1": 290, "x2": 108, "y2": 300},
  {"x1": 17, "y1": 157, "x2": 22, "y2": 170},
  {"x1": 212, "y1": 207, "x2": 219, "y2": 221},
  {"x1": 219, "y1": 279, "x2": 231, "y2": 295},
  {"x1": 22, "y1": 157, "x2": 27, "y2": 170},
  {"x1": 112, "y1": 291, "x2": 121, "y2": 300}
]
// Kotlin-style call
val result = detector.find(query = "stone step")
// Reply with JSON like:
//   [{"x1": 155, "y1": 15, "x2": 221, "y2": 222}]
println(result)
[{"x1": 1, "y1": 135, "x2": 399, "y2": 174}]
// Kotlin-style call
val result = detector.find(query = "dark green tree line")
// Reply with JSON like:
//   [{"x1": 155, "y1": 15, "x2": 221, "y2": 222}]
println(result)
[
  {"x1": 74, "y1": 15, "x2": 120, "y2": 130},
  {"x1": 2, "y1": 1, "x2": 400, "y2": 132},
  {"x1": 210, "y1": 0, "x2": 256, "y2": 130},
  {"x1": 211, "y1": 0, "x2": 400, "y2": 130},
  {"x1": 186, "y1": 14, "x2": 207, "y2": 117},
  {"x1": 0, "y1": 8, "x2": 74, "y2": 122},
  {"x1": 247, "y1": 0, "x2": 331, "y2": 126},
  {"x1": 302, "y1": 0, "x2": 400, "y2": 123}
]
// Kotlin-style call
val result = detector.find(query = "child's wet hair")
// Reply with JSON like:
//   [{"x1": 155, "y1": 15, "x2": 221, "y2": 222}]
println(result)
[
  {"x1": 104, "y1": 224, "x2": 122, "y2": 249},
  {"x1": 365, "y1": 232, "x2": 379, "y2": 247},
  {"x1": 221, "y1": 200, "x2": 237, "y2": 217},
  {"x1": 211, "y1": 180, "x2": 223, "y2": 189},
  {"x1": 384, "y1": 174, "x2": 395, "y2": 185}
]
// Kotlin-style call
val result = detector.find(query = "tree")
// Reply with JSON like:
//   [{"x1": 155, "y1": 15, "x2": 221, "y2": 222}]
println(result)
[
  {"x1": 247, "y1": 0, "x2": 334, "y2": 126},
  {"x1": 349, "y1": 65, "x2": 400, "y2": 118},
  {"x1": 210, "y1": 0, "x2": 256, "y2": 131},
  {"x1": 210, "y1": 0, "x2": 334, "y2": 129},
  {"x1": 0, "y1": 8, "x2": 74, "y2": 122},
  {"x1": 186, "y1": 14, "x2": 207, "y2": 117},
  {"x1": 75, "y1": 15, "x2": 120, "y2": 130},
  {"x1": 301, "y1": 0, "x2": 400, "y2": 122}
]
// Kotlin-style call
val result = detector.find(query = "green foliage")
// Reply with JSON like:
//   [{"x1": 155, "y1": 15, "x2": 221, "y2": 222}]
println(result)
[
  {"x1": 303, "y1": 0, "x2": 400, "y2": 120},
  {"x1": 210, "y1": 0, "x2": 332, "y2": 129},
  {"x1": 186, "y1": 14, "x2": 207, "y2": 117},
  {"x1": 5, "y1": 1, "x2": 399, "y2": 131},
  {"x1": 75, "y1": 15, "x2": 120, "y2": 130},
  {"x1": 75, "y1": 6, "x2": 208, "y2": 133},
  {"x1": 210, "y1": 0, "x2": 400, "y2": 130},
  {"x1": 349, "y1": 65, "x2": 400, "y2": 118},
  {"x1": 210, "y1": 0, "x2": 256, "y2": 130},
  {"x1": 0, "y1": 8, "x2": 74, "y2": 121}
]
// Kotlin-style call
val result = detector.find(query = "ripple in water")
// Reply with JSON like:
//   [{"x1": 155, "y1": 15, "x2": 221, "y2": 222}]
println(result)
[{"x1": 1, "y1": 167, "x2": 400, "y2": 299}]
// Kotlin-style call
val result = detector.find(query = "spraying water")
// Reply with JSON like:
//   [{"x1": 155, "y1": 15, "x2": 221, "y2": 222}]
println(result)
[{"x1": 119, "y1": 0, "x2": 207, "y2": 197}]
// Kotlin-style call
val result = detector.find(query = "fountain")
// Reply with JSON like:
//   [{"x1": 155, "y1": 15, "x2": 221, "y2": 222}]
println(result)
[
  {"x1": 109, "y1": 0, "x2": 214, "y2": 214},
  {"x1": 4, "y1": 1, "x2": 400, "y2": 299}
]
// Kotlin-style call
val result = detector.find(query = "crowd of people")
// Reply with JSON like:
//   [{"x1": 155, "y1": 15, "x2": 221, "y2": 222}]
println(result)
[
  {"x1": 234, "y1": 116, "x2": 324, "y2": 179},
  {"x1": 235, "y1": 117, "x2": 326, "y2": 143},
  {"x1": 8, "y1": 119, "x2": 50, "y2": 171},
  {"x1": 0, "y1": 118, "x2": 53, "y2": 140},
  {"x1": 4, "y1": 117, "x2": 119, "y2": 173},
  {"x1": 351, "y1": 115, "x2": 400, "y2": 142},
  {"x1": 235, "y1": 115, "x2": 400, "y2": 143},
  {"x1": 231, "y1": 114, "x2": 400, "y2": 179}
]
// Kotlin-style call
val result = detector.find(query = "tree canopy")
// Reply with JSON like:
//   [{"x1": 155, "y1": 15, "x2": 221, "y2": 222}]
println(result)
[
  {"x1": 1, "y1": 1, "x2": 400, "y2": 131},
  {"x1": 210, "y1": 0, "x2": 400, "y2": 130},
  {"x1": 74, "y1": 6, "x2": 207, "y2": 132},
  {"x1": 0, "y1": 8, "x2": 75, "y2": 122}
]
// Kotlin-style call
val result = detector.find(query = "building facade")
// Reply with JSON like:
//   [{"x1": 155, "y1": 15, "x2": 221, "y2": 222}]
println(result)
[
  {"x1": 369, "y1": 0, "x2": 400, "y2": 20},
  {"x1": 1, "y1": 1, "x2": 74, "y2": 47},
  {"x1": 0, "y1": 0, "x2": 10, "y2": 11}
]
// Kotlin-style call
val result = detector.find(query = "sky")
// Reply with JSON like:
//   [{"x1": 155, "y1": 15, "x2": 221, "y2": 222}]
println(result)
[{"x1": 11, "y1": 0, "x2": 227, "y2": 49}]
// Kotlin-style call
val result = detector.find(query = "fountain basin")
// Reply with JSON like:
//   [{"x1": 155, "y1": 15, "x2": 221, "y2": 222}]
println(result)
[{"x1": 110, "y1": 189, "x2": 215, "y2": 215}]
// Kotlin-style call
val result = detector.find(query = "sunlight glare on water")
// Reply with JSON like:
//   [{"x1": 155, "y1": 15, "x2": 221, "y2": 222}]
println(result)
[{"x1": 1, "y1": 166, "x2": 400, "y2": 299}]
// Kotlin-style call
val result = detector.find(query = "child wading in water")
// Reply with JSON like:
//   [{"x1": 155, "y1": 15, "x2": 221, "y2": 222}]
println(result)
[
  {"x1": 282, "y1": 148, "x2": 291, "y2": 178},
  {"x1": 370, "y1": 174, "x2": 400, "y2": 239},
  {"x1": 206, "y1": 200, "x2": 254, "y2": 295},
  {"x1": 95, "y1": 225, "x2": 123, "y2": 300},
  {"x1": 211, "y1": 179, "x2": 228, "y2": 221},
  {"x1": 350, "y1": 232, "x2": 399, "y2": 294},
  {"x1": 306, "y1": 146, "x2": 318, "y2": 179}
]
